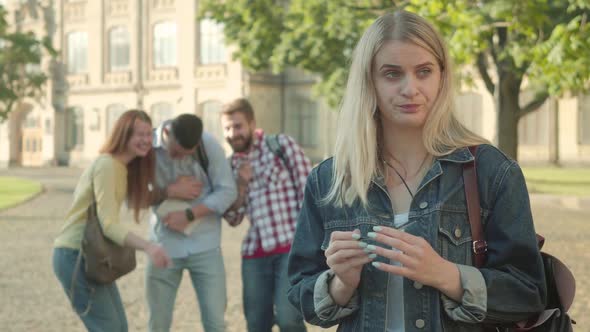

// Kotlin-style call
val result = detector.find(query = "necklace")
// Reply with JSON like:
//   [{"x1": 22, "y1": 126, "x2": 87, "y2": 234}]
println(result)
[{"x1": 382, "y1": 154, "x2": 431, "y2": 199}]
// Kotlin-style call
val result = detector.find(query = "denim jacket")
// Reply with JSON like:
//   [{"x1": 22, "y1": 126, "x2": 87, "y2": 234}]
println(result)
[{"x1": 287, "y1": 145, "x2": 547, "y2": 332}]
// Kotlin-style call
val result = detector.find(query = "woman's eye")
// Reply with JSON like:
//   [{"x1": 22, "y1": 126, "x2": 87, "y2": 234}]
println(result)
[
  {"x1": 418, "y1": 68, "x2": 432, "y2": 77},
  {"x1": 385, "y1": 71, "x2": 401, "y2": 79}
]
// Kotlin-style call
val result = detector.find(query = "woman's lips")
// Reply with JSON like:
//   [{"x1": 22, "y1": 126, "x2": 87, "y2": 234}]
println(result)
[{"x1": 398, "y1": 104, "x2": 420, "y2": 112}]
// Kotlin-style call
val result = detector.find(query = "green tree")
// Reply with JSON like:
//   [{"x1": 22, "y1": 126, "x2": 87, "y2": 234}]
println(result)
[
  {"x1": 200, "y1": 0, "x2": 590, "y2": 159},
  {"x1": 0, "y1": 5, "x2": 55, "y2": 122}
]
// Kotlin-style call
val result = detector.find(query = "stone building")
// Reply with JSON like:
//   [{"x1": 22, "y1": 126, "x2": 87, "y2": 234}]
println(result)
[{"x1": 0, "y1": 0, "x2": 588, "y2": 167}]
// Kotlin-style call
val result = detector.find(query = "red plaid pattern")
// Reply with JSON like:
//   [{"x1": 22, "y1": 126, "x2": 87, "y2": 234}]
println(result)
[{"x1": 224, "y1": 130, "x2": 312, "y2": 256}]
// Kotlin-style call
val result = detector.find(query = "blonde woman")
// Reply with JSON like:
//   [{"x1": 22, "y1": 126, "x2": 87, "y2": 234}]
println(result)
[
  {"x1": 287, "y1": 11, "x2": 546, "y2": 331},
  {"x1": 53, "y1": 110, "x2": 171, "y2": 332}
]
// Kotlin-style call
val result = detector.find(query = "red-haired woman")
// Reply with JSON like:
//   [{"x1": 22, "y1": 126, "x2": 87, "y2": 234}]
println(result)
[{"x1": 53, "y1": 110, "x2": 171, "y2": 331}]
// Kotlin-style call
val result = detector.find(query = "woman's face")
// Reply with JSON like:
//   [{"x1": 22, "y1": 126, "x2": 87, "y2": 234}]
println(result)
[
  {"x1": 372, "y1": 40, "x2": 441, "y2": 130},
  {"x1": 126, "y1": 119, "x2": 152, "y2": 158}
]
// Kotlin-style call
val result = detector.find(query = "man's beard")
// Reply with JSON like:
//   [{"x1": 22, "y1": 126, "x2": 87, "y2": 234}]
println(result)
[{"x1": 227, "y1": 134, "x2": 253, "y2": 153}]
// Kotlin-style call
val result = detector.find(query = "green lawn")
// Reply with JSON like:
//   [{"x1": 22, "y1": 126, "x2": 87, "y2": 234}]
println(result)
[
  {"x1": 522, "y1": 167, "x2": 590, "y2": 196},
  {"x1": 0, "y1": 176, "x2": 43, "y2": 210}
]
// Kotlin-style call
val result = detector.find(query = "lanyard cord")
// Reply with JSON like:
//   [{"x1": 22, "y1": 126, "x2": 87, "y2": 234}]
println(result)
[{"x1": 383, "y1": 159, "x2": 415, "y2": 199}]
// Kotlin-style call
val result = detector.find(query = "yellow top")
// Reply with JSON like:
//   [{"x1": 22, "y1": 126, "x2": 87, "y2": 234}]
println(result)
[{"x1": 54, "y1": 154, "x2": 130, "y2": 249}]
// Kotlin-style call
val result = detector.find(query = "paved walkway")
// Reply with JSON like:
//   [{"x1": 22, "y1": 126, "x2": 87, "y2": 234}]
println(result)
[{"x1": 0, "y1": 167, "x2": 588, "y2": 331}]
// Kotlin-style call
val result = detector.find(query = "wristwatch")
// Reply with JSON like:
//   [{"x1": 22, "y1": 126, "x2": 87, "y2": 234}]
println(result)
[{"x1": 185, "y1": 208, "x2": 195, "y2": 223}]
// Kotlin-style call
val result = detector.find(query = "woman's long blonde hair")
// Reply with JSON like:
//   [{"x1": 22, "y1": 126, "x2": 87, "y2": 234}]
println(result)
[{"x1": 326, "y1": 10, "x2": 488, "y2": 207}]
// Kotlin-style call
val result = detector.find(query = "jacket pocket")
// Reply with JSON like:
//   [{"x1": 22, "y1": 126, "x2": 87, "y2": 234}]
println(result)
[{"x1": 437, "y1": 210, "x2": 473, "y2": 265}]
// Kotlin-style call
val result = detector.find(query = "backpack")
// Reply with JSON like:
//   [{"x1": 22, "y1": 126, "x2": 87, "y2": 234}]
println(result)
[
  {"x1": 463, "y1": 146, "x2": 576, "y2": 332},
  {"x1": 228, "y1": 133, "x2": 290, "y2": 171}
]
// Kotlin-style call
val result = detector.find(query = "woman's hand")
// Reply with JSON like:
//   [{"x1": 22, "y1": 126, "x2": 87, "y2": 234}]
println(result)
[
  {"x1": 367, "y1": 226, "x2": 463, "y2": 301},
  {"x1": 146, "y1": 243, "x2": 172, "y2": 269},
  {"x1": 325, "y1": 230, "x2": 374, "y2": 305}
]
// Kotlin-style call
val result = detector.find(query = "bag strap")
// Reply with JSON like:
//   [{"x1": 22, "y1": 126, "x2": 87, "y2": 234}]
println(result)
[
  {"x1": 265, "y1": 134, "x2": 296, "y2": 184},
  {"x1": 463, "y1": 146, "x2": 575, "y2": 331},
  {"x1": 194, "y1": 141, "x2": 211, "y2": 184},
  {"x1": 463, "y1": 145, "x2": 488, "y2": 268},
  {"x1": 265, "y1": 134, "x2": 287, "y2": 166},
  {"x1": 68, "y1": 160, "x2": 99, "y2": 314}
]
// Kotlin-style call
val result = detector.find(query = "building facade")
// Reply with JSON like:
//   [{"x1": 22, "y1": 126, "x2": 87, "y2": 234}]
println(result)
[{"x1": 0, "y1": 0, "x2": 588, "y2": 167}]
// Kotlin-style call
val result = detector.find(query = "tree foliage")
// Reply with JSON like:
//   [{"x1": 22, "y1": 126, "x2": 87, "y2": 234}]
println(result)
[
  {"x1": 0, "y1": 5, "x2": 55, "y2": 121},
  {"x1": 200, "y1": 0, "x2": 590, "y2": 158}
]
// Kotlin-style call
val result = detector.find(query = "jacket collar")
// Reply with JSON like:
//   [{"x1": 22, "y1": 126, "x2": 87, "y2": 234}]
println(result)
[
  {"x1": 371, "y1": 146, "x2": 476, "y2": 188},
  {"x1": 437, "y1": 146, "x2": 475, "y2": 164}
]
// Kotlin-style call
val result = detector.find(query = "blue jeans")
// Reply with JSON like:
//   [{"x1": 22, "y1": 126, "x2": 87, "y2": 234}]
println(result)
[
  {"x1": 145, "y1": 247, "x2": 227, "y2": 332},
  {"x1": 242, "y1": 253, "x2": 307, "y2": 332},
  {"x1": 53, "y1": 248, "x2": 128, "y2": 332}
]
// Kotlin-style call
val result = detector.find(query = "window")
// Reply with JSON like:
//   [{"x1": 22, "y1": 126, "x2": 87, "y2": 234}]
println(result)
[
  {"x1": 201, "y1": 101, "x2": 223, "y2": 143},
  {"x1": 579, "y1": 95, "x2": 590, "y2": 144},
  {"x1": 287, "y1": 97, "x2": 318, "y2": 147},
  {"x1": 199, "y1": 19, "x2": 226, "y2": 65},
  {"x1": 153, "y1": 22, "x2": 177, "y2": 68},
  {"x1": 106, "y1": 104, "x2": 126, "y2": 135},
  {"x1": 66, "y1": 106, "x2": 84, "y2": 149},
  {"x1": 109, "y1": 26, "x2": 130, "y2": 71},
  {"x1": 150, "y1": 102, "x2": 174, "y2": 128},
  {"x1": 67, "y1": 31, "x2": 88, "y2": 74},
  {"x1": 24, "y1": 115, "x2": 39, "y2": 128}
]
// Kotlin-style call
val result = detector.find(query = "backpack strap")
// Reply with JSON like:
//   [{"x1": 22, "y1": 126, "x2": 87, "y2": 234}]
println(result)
[
  {"x1": 195, "y1": 142, "x2": 209, "y2": 174},
  {"x1": 227, "y1": 134, "x2": 285, "y2": 169},
  {"x1": 194, "y1": 138, "x2": 211, "y2": 184},
  {"x1": 265, "y1": 133, "x2": 295, "y2": 185},
  {"x1": 463, "y1": 145, "x2": 488, "y2": 268},
  {"x1": 265, "y1": 134, "x2": 287, "y2": 166}
]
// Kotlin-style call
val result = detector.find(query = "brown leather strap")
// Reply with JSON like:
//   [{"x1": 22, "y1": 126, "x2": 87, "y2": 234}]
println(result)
[{"x1": 463, "y1": 145, "x2": 488, "y2": 268}]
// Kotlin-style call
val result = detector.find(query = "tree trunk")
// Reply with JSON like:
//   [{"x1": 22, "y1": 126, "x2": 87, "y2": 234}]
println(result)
[{"x1": 496, "y1": 71, "x2": 521, "y2": 160}]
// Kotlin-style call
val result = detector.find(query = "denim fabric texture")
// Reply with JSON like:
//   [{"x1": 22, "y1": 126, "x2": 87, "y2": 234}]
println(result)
[
  {"x1": 241, "y1": 253, "x2": 307, "y2": 332},
  {"x1": 53, "y1": 247, "x2": 128, "y2": 332},
  {"x1": 145, "y1": 248, "x2": 227, "y2": 332},
  {"x1": 288, "y1": 145, "x2": 547, "y2": 332}
]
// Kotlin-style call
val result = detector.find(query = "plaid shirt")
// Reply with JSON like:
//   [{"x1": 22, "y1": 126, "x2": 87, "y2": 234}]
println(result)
[{"x1": 224, "y1": 129, "x2": 312, "y2": 257}]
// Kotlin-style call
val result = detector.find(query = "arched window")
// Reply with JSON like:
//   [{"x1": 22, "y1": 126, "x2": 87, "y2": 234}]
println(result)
[
  {"x1": 106, "y1": 104, "x2": 126, "y2": 136},
  {"x1": 201, "y1": 101, "x2": 223, "y2": 143},
  {"x1": 109, "y1": 26, "x2": 130, "y2": 71},
  {"x1": 150, "y1": 102, "x2": 174, "y2": 128},
  {"x1": 153, "y1": 22, "x2": 177, "y2": 68},
  {"x1": 199, "y1": 19, "x2": 226, "y2": 65},
  {"x1": 67, "y1": 31, "x2": 88, "y2": 73},
  {"x1": 66, "y1": 106, "x2": 84, "y2": 149}
]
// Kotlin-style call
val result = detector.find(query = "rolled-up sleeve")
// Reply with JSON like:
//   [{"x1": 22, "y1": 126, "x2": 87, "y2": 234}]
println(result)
[
  {"x1": 441, "y1": 264, "x2": 487, "y2": 322},
  {"x1": 200, "y1": 133, "x2": 238, "y2": 215},
  {"x1": 288, "y1": 169, "x2": 356, "y2": 328},
  {"x1": 313, "y1": 270, "x2": 360, "y2": 321}
]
